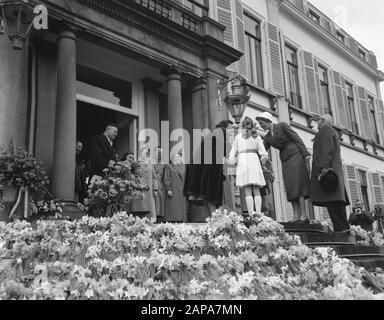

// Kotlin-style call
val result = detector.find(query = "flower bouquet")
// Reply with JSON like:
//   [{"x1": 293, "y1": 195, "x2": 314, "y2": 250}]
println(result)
[
  {"x1": 0, "y1": 142, "x2": 50, "y2": 221},
  {"x1": 29, "y1": 200, "x2": 69, "y2": 222},
  {"x1": 84, "y1": 160, "x2": 149, "y2": 217}
]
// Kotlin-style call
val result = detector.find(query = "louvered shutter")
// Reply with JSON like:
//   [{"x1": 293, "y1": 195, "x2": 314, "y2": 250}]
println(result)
[
  {"x1": 357, "y1": 86, "x2": 373, "y2": 140},
  {"x1": 346, "y1": 165, "x2": 362, "y2": 204},
  {"x1": 267, "y1": 23, "x2": 284, "y2": 96},
  {"x1": 370, "y1": 172, "x2": 384, "y2": 205},
  {"x1": 341, "y1": 77, "x2": 353, "y2": 130},
  {"x1": 294, "y1": 0, "x2": 305, "y2": 12},
  {"x1": 234, "y1": 0, "x2": 247, "y2": 79},
  {"x1": 314, "y1": 58, "x2": 324, "y2": 115},
  {"x1": 368, "y1": 53, "x2": 378, "y2": 69},
  {"x1": 377, "y1": 99, "x2": 384, "y2": 145},
  {"x1": 302, "y1": 51, "x2": 320, "y2": 114},
  {"x1": 348, "y1": 37, "x2": 358, "y2": 53},
  {"x1": 332, "y1": 71, "x2": 349, "y2": 129},
  {"x1": 217, "y1": 0, "x2": 234, "y2": 47},
  {"x1": 322, "y1": 17, "x2": 333, "y2": 34}
]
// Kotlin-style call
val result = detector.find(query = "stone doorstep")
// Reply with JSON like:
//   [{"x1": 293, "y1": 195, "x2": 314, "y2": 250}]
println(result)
[{"x1": 351, "y1": 259, "x2": 384, "y2": 271}]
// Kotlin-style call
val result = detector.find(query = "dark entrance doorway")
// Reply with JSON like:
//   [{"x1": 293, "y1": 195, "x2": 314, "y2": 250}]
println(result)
[{"x1": 76, "y1": 101, "x2": 137, "y2": 162}]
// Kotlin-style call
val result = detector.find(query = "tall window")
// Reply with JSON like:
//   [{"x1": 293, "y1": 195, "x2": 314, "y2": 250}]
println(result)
[
  {"x1": 358, "y1": 170, "x2": 370, "y2": 212},
  {"x1": 244, "y1": 14, "x2": 264, "y2": 87},
  {"x1": 368, "y1": 96, "x2": 380, "y2": 144},
  {"x1": 285, "y1": 44, "x2": 302, "y2": 109},
  {"x1": 318, "y1": 65, "x2": 332, "y2": 115},
  {"x1": 359, "y1": 49, "x2": 366, "y2": 60},
  {"x1": 308, "y1": 10, "x2": 320, "y2": 24},
  {"x1": 336, "y1": 31, "x2": 345, "y2": 44},
  {"x1": 346, "y1": 82, "x2": 359, "y2": 135}
]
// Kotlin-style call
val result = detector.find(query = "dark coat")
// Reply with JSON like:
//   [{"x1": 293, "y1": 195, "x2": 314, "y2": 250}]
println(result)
[
  {"x1": 310, "y1": 124, "x2": 349, "y2": 206},
  {"x1": 263, "y1": 123, "x2": 311, "y2": 162},
  {"x1": 163, "y1": 164, "x2": 187, "y2": 222},
  {"x1": 184, "y1": 127, "x2": 230, "y2": 206},
  {"x1": 262, "y1": 122, "x2": 311, "y2": 201},
  {"x1": 89, "y1": 135, "x2": 117, "y2": 176}
]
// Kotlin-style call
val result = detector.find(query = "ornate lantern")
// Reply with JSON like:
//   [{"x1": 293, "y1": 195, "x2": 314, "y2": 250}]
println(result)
[
  {"x1": 0, "y1": 0, "x2": 36, "y2": 50},
  {"x1": 218, "y1": 74, "x2": 250, "y2": 125}
]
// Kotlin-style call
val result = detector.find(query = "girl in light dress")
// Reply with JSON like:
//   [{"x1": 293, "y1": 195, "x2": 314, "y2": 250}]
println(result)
[{"x1": 229, "y1": 118, "x2": 268, "y2": 215}]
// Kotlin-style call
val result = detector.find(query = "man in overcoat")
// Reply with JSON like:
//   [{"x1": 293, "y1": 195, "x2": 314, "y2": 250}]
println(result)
[
  {"x1": 89, "y1": 124, "x2": 118, "y2": 177},
  {"x1": 310, "y1": 114, "x2": 350, "y2": 232}
]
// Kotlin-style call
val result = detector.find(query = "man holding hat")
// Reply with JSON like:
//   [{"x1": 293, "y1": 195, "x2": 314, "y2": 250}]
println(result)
[{"x1": 310, "y1": 114, "x2": 350, "y2": 233}]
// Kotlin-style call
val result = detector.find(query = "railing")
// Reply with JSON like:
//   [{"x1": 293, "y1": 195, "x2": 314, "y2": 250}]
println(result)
[{"x1": 132, "y1": 0, "x2": 208, "y2": 33}]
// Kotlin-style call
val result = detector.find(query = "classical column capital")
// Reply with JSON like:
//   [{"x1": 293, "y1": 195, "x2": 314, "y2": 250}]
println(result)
[
  {"x1": 191, "y1": 77, "x2": 208, "y2": 93},
  {"x1": 162, "y1": 66, "x2": 182, "y2": 81},
  {"x1": 142, "y1": 77, "x2": 163, "y2": 92},
  {"x1": 57, "y1": 23, "x2": 78, "y2": 41}
]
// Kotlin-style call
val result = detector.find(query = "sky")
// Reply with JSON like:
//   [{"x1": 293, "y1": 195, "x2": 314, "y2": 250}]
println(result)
[{"x1": 308, "y1": 0, "x2": 384, "y2": 96}]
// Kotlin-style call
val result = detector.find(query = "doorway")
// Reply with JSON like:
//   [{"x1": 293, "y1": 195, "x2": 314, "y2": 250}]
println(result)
[{"x1": 76, "y1": 100, "x2": 138, "y2": 162}]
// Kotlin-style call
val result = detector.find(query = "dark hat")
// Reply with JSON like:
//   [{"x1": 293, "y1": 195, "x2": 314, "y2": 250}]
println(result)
[{"x1": 318, "y1": 169, "x2": 339, "y2": 193}]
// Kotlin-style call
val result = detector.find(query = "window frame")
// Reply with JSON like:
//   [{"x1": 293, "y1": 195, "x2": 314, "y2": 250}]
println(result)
[
  {"x1": 367, "y1": 95, "x2": 380, "y2": 144},
  {"x1": 345, "y1": 81, "x2": 359, "y2": 135},
  {"x1": 285, "y1": 43, "x2": 302, "y2": 109},
  {"x1": 318, "y1": 64, "x2": 332, "y2": 116},
  {"x1": 244, "y1": 12, "x2": 264, "y2": 88},
  {"x1": 336, "y1": 31, "x2": 345, "y2": 44},
  {"x1": 308, "y1": 10, "x2": 320, "y2": 24},
  {"x1": 357, "y1": 169, "x2": 371, "y2": 212}
]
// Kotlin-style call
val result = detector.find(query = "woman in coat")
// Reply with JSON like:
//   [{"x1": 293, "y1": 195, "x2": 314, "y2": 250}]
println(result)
[
  {"x1": 163, "y1": 153, "x2": 187, "y2": 222},
  {"x1": 256, "y1": 112, "x2": 311, "y2": 223},
  {"x1": 310, "y1": 114, "x2": 350, "y2": 232},
  {"x1": 137, "y1": 148, "x2": 158, "y2": 220}
]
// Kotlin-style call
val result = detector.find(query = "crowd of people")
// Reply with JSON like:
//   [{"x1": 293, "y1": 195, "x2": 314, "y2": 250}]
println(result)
[{"x1": 75, "y1": 112, "x2": 354, "y2": 233}]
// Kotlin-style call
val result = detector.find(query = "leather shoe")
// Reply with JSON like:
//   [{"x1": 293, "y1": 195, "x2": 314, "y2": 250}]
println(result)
[{"x1": 297, "y1": 218, "x2": 310, "y2": 225}]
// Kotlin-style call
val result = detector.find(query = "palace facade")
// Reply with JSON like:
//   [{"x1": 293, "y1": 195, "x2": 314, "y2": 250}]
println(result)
[{"x1": 1, "y1": 0, "x2": 383, "y2": 222}]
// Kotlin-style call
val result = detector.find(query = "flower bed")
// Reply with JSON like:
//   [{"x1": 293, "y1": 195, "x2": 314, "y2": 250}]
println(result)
[{"x1": 0, "y1": 210, "x2": 384, "y2": 300}]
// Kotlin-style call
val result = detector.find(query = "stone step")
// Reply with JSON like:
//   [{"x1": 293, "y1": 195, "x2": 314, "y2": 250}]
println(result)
[
  {"x1": 281, "y1": 222, "x2": 328, "y2": 234},
  {"x1": 350, "y1": 259, "x2": 384, "y2": 271},
  {"x1": 296, "y1": 233, "x2": 356, "y2": 246}
]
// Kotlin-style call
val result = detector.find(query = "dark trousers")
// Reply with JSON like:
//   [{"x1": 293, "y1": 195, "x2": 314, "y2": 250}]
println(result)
[{"x1": 326, "y1": 203, "x2": 350, "y2": 232}]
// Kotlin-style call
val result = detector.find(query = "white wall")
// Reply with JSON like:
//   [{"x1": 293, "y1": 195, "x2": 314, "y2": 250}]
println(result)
[{"x1": 280, "y1": 11, "x2": 378, "y2": 94}]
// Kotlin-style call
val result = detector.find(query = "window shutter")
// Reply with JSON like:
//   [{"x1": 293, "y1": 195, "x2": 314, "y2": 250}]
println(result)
[
  {"x1": 346, "y1": 165, "x2": 362, "y2": 204},
  {"x1": 294, "y1": 0, "x2": 306, "y2": 12},
  {"x1": 322, "y1": 17, "x2": 333, "y2": 34},
  {"x1": 368, "y1": 53, "x2": 378, "y2": 69},
  {"x1": 332, "y1": 71, "x2": 349, "y2": 129},
  {"x1": 357, "y1": 86, "x2": 373, "y2": 140},
  {"x1": 217, "y1": 0, "x2": 234, "y2": 47},
  {"x1": 302, "y1": 51, "x2": 320, "y2": 114},
  {"x1": 348, "y1": 37, "x2": 358, "y2": 54},
  {"x1": 377, "y1": 99, "x2": 384, "y2": 145},
  {"x1": 234, "y1": 0, "x2": 247, "y2": 79},
  {"x1": 370, "y1": 172, "x2": 384, "y2": 205},
  {"x1": 267, "y1": 23, "x2": 284, "y2": 96},
  {"x1": 314, "y1": 58, "x2": 324, "y2": 115}
]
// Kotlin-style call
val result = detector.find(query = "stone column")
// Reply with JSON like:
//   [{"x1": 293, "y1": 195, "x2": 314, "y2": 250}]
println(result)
[
  {"x1": 0, "y1": 32, "x2": 28, "y2": 149},
  {"x1": 191, "y1": 78, "x2": 207, "y2": 131},
  {"x1": 207, "y1": 76, "x2": 228, "y2": 130},
  {"x1": 143, "y1": 77, "x2": 163, "y2": 137},
  {"x1": 167, "y1": 67, "x2": 184, "y2": 159},
  {"x1": 51, "y1": 28, "x2": 77, "y2": 201}
]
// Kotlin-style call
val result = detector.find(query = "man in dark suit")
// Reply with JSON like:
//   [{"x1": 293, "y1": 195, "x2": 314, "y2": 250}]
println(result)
[
  {"x1": 310, "y1": 114, "x2": 350, "y2": 233},
  {"x1": 89, "y1": 124, "x2": 118, "y2": 177}
]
